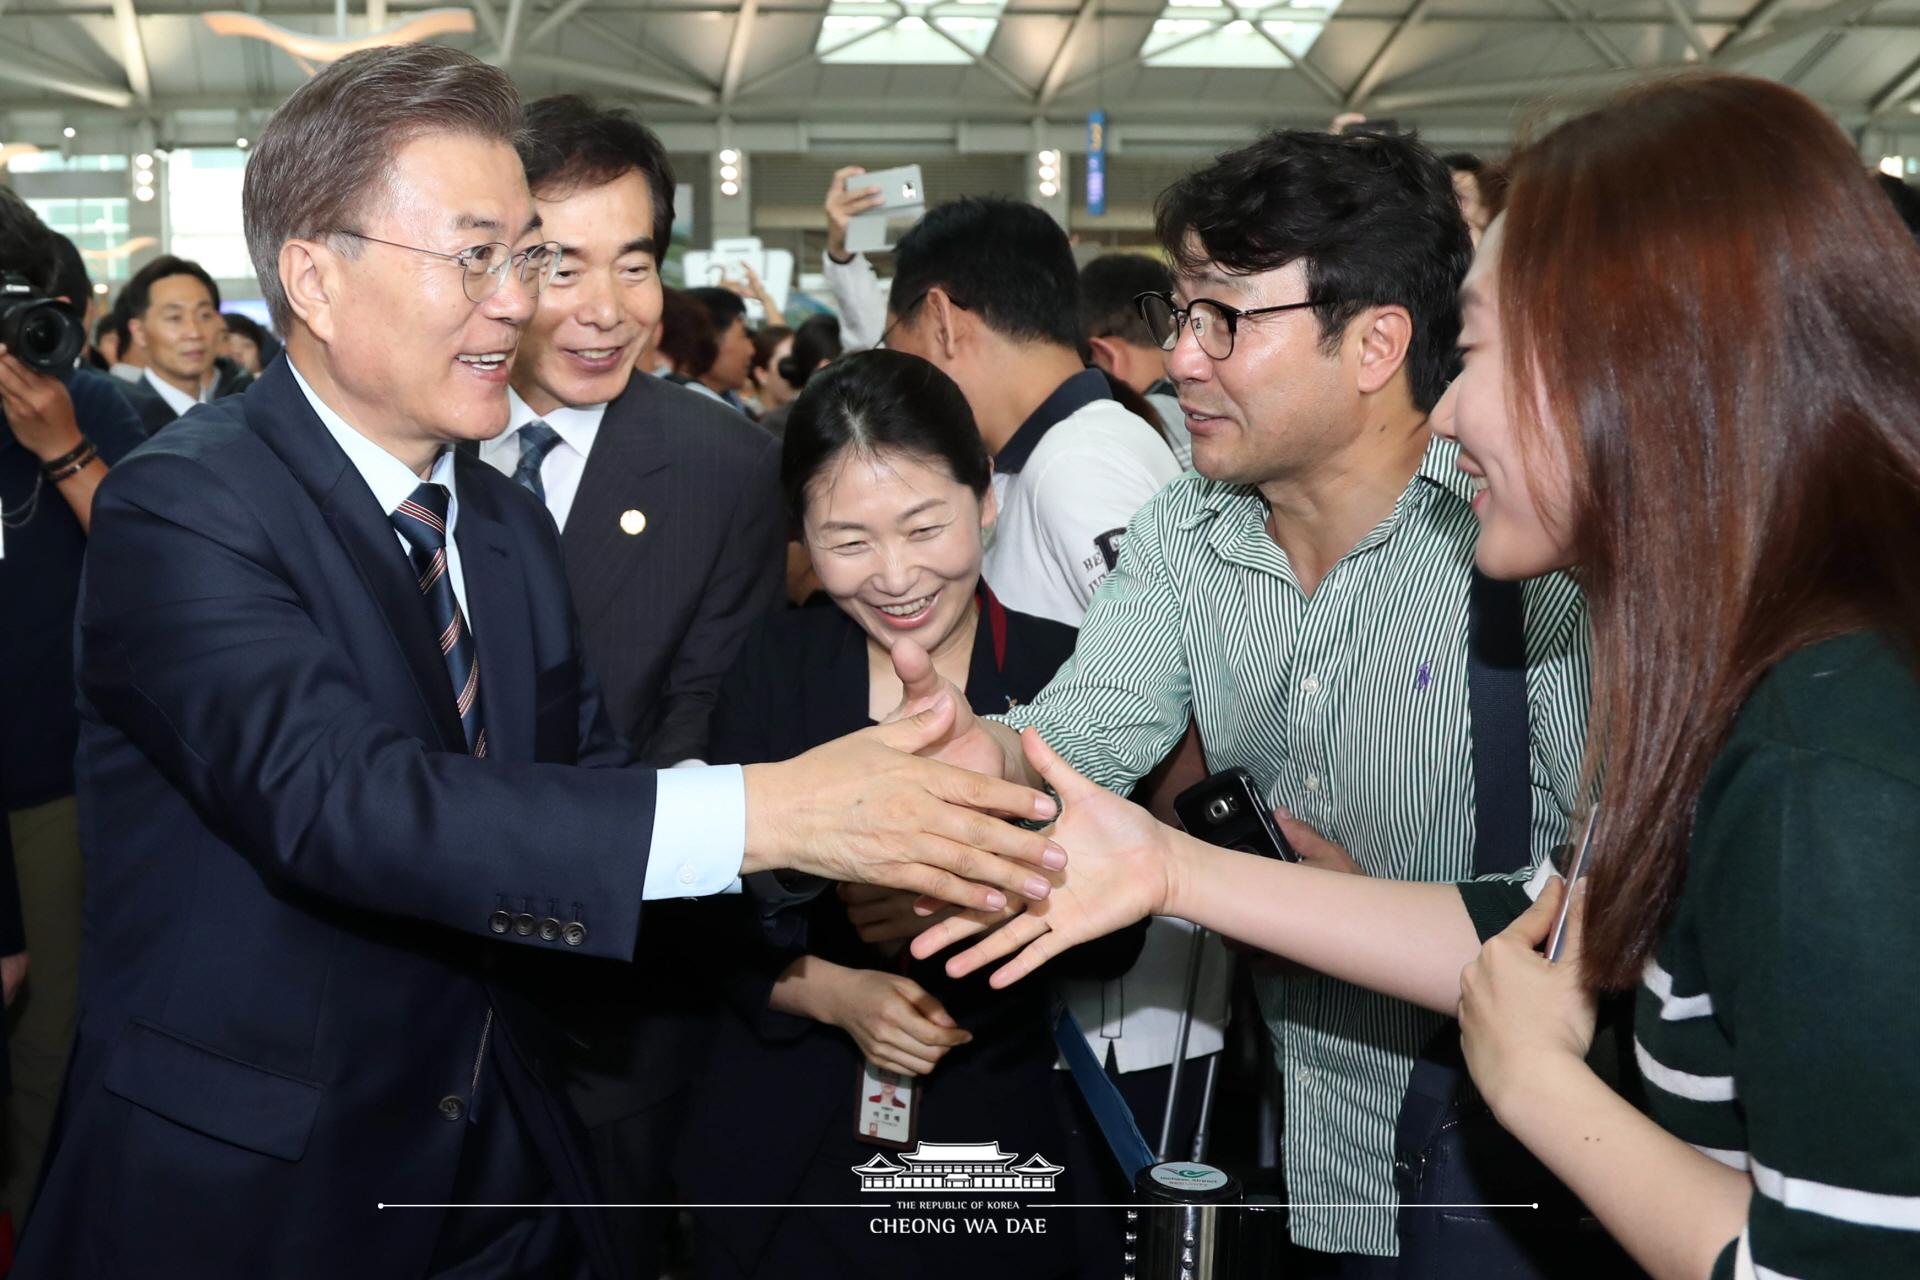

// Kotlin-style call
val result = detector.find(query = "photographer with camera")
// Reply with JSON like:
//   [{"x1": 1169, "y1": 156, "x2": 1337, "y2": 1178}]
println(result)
[{"x1": 0, "y1": 189, "x2": 146, "y2": 1228}]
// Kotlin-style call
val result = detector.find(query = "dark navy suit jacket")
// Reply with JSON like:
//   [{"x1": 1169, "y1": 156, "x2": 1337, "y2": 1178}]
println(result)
[{"x1": 19, "y1": 358, "x2": 657, "y2": 1279}]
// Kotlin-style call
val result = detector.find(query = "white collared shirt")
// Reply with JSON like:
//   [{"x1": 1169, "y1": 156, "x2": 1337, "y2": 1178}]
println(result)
[
  {"x1": 144, "y1": 366, "x2": 212, "y2": 418},
  {"x1": 286, "y1": 358, "x2": 745, "y2": 900},
  {"x1": 478, "y1": 390, "x2": 608, "y2": 532}
]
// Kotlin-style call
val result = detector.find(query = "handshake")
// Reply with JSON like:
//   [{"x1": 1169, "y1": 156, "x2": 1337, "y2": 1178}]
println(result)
[{"x1": 740, "y1": 637, "x2": 1175, "y2": 987}]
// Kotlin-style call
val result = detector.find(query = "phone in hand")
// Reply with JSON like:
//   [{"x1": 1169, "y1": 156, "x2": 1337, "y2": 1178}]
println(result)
[
  {"x1": 1545, "y1": 807, "x2": 1599, "y2": 963},
  {"x1": 1173, "y1": 767, "x2": 1299, "y2": 862},
  {"x1": 844, "y1": 164, "x2": 926, "y2": 255}
]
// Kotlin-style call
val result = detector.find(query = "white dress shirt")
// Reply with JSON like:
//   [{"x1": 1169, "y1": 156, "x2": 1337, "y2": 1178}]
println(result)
[
  {"x1": 820, "y1": 251, "x2": 887, "y2": 353},
  {"x1": 144, "y1": 366, "x2": 212, "y2": 417},
  {"x1": 286, "y1": 359, "x2": 746, "y2": 899},
  {"x1": 477, "y1": 390, "x2": 607, "y2": 532}
]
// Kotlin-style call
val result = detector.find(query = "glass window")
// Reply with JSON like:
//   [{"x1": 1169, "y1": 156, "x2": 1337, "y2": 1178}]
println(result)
[
  {"x1": 816, "y1": 0, "x2": 1009, "y2": 64},
  {"x1": 25, "y1": 196, "x2": 136, "y2": 286},
  {"x1": 1141, "y1": 0, "x2": 1342, "y2": 68},
  {"x1": 165, "y1": 148, "x2": 254, "y2": 282},
  {"x1": 8, "y1": 151, "x2": 129, "y2": 174}
]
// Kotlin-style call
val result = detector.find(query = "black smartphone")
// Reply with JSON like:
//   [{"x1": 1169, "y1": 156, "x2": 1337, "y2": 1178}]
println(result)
[{"x1": 1173, "y1": 767, "x2": 1299, "y2": 862}]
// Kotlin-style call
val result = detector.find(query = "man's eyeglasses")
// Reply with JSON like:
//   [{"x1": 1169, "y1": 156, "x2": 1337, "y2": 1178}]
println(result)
[
  {"x1": 877, "y1": 289, "x2": 967, "y2": 351},
  {"x1": 1134, "y1": 290, "x2": 1321, "y2": 362},
  {"x1": 334, "y1": 231, "x2": 565, "y2": 304}
]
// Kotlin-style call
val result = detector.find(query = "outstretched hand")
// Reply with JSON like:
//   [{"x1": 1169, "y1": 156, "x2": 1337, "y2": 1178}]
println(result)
[
  {"x1": 908, "y1": 728, "x2": 1173, "y2": 987},
  {"x1": 743, "y1": 696, "x2": 1065, "y2": 914}
]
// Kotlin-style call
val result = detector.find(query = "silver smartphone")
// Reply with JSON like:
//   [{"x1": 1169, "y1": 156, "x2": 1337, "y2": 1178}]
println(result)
[
  {"x1": 844, "y1": 164, "x2": 926, "y2": 255},
  {"x1": 1545, "y1": 807, "x2": 1599, "y2": 963}
]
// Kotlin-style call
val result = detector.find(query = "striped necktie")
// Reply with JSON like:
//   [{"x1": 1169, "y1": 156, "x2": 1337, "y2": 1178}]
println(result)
[
  {"x1": 511, "y1": 421, "x2": 562, "y2": 505},
  {"x1": 391, "y1": 482, "x2": 487, "y2": 757}
]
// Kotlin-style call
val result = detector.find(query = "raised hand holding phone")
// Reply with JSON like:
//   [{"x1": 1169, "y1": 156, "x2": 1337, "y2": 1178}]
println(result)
[{"x1": 1457, "y1": 876, "x2": 1600, "y2": 1120}]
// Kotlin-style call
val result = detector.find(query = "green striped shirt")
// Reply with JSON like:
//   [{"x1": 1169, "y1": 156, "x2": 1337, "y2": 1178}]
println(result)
[
  {"x1": 997, "y1": 437, "x2": 1591, "y2": 1257},
  {"x1": 1467, "y1": 632, "x2": 1920, "y2": 1278}
]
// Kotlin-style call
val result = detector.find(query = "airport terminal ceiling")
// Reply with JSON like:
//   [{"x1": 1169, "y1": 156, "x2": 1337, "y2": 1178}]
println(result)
[{"x1": 0, "y1": 0, "x2": 1916, "y2": 158}]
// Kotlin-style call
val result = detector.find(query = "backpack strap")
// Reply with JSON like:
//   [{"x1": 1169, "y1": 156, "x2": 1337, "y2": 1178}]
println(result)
[{"x1": 1467, "y1": 570, "x2": 1532, "y2": 876}]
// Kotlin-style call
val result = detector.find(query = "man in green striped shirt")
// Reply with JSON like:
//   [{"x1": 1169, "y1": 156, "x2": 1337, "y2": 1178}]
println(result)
[{"x1": 906, "y1": 130, "x2": 1591, "y2": 1271}]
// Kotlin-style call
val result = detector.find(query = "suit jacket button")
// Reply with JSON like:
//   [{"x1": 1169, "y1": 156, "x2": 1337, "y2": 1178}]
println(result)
[
  {"x1": 538, "y1": 917, "x2": 561, "y2": 942},
  {"x1": 512, "y1": 913, "x2": 536, "y2": 936},
  {"x1": 438, "y1": 1095, "x2": 465, "y2": 1122},
  {"x1": 487, "y1": 911, "x2": 511, "y2": 934},
  {"x1": 562, "y1": 921, "x2": 587, "y2": 947}
]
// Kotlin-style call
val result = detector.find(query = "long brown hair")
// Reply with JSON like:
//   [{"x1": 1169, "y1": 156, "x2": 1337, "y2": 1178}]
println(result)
[{"x1": 1500, "y1": 74, "x2": 1920, "y2": 990}]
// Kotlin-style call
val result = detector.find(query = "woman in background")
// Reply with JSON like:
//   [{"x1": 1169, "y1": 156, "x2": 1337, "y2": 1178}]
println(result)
[
  {"x1": 761, "y1": 313, "x2": 844, "y2": 438},
  {"x1": 680, "y1": 350, "x2": 1141, "y2": 1280}
]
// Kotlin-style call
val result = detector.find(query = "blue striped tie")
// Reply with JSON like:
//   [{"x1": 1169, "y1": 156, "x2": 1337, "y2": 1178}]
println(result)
[
  {"x1": 391, "y1": 483, "x2": 487, "y2": 757},
  {"x1": 510, "y1": 421, "x2": 562, "y2": 504}
]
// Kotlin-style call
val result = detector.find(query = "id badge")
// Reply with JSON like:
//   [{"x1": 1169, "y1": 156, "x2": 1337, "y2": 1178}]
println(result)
[{"x1": 853, "y1": 1062, "x2": 919, "y2": 1150}]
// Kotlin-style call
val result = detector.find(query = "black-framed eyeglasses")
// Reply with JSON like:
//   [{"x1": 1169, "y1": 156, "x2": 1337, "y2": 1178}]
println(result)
[
  {"x1": 877, "y1": 289, "x2": 967, "y2": 351},
  {"x1": 1134, "y1": 289, "x2": 1320, "y2": 361},
  {"x1": 334, "y1": 231, "x2": 565, "y2": 303}
]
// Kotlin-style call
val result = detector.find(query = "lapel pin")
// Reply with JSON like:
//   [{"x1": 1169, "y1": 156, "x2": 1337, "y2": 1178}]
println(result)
[{"x1": 620, "y1": 509, "x2": 648, "y2": 536}]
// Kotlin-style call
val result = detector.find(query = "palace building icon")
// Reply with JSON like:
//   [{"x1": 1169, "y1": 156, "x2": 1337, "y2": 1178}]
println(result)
[{"x1": 852, "y1": 1142, "x2": 1064, "y2": 1192}]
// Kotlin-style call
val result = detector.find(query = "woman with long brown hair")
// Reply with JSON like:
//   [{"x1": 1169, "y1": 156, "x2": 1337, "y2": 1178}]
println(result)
[{"x1": 905, "y1": 73, "x2": 1920, "y2": 1277}]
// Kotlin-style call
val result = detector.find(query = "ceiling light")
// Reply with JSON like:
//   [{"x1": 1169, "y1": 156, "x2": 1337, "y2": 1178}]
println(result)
[
  {"x1": 720, "y1": 179, "x2": 740, "y2": 197},
  {"x1": 93, "y1": 282, "x2": 109, "y2": 295},
  {"x1": 236, "y1": 137, "x2": 249, "y2": 149},
  {"x1": 1039, "y1": 163, "x2": 1057, "y2": 182},
  {"x1": 1038, "y1": 180, "x2": 1058, "y2": 198},
  {"x1": 63, "y1": 127, "x2": 76, "y2": 139},
  {"x1": 720, "y1": 163, "x2": 738, "y2": 181},
  {"x1": 135, "y1": 152, "x2": 153, "y2": 169},
  {"x1": 719, "y1": 148, "x2": 739, "y2": 164},
  {"x1": 1881, "y1": 155, "x2": 1905, "y2": 178},
  {"x1": 134, "y1": 186, "x2": 154, "y2": 202}
]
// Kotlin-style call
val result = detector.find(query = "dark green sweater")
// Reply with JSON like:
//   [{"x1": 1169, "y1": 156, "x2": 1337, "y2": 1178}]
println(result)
[{"x1": 1459, "y1": 632, "x2": 1920, "y2": 1277}]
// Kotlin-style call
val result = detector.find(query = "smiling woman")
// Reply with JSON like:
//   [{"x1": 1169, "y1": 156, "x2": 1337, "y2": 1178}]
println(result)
[
  {"x1": 679, "y1": 348, "x2": 1143, "y2": 1280},
  {"x1": 780, "y1": 350, "x2": 999, "y2": 716}
]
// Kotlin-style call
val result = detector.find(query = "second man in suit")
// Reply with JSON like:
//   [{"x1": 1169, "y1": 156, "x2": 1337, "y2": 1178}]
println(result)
[
  {"x1": 481, "y1": 96, "x2": 786, "y2": 1278},
  {"x1": 113, "y1": 254, "x2": 252, "y2": 432}
]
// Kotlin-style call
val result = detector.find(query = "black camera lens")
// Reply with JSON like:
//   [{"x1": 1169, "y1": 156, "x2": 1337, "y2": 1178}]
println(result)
[
  {"x1": 0, "y1": 295, "x2": 85, "y2": 375},
  {"x1": 1205, "y1": 795, "x2": 1237, "y2": 823}
]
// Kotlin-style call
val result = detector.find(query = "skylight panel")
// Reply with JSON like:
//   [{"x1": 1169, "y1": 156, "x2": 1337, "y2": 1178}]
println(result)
[
  {"x1": 1141, "y1": 0, "x2": 1342, "y2": 69},
  {"x1": 816, "y1": 0, "x2": 1010, "y2": 64}
]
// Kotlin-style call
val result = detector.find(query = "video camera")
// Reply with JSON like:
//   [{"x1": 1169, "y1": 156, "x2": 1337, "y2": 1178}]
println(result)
[{"x1": 0, "y1": 272, "x2": 85, "y2": 374}]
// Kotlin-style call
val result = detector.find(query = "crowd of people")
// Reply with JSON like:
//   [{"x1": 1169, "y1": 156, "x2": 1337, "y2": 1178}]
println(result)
[{"x1": 0, "y1": 39, "x2": 1916, "y2": 1280}]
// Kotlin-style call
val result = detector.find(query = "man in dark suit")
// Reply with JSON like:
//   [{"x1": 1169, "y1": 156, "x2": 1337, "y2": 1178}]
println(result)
[
  {"x1": 16, "y1": 46, "x2": 1064, "y2": 1280},
  {"x1": 109, "y1": 254, "x2": 251, "y2": 433},
  {"x1": 476, "y1": 95, "x2": 785, "y2": 1277}
]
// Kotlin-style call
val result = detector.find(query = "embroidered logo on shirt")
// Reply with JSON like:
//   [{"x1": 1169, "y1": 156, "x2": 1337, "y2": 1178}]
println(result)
[{"x1": 1413, "y1": 660, "x2": 1432, "y2": 692}]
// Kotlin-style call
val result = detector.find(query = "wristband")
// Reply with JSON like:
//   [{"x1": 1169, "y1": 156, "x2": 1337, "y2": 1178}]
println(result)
[
  {"x1": 44, "y1": 441, "x2": 98, "y2": 482},
  {"x1": 39, "y1": 436, "x2": 94, "y2": 476}
]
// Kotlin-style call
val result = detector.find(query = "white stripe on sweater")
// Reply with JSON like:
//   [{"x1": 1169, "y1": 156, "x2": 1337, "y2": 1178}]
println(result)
[{"x1": 1634, "y1": 1036, "x2": 1737, "y2": 1102}]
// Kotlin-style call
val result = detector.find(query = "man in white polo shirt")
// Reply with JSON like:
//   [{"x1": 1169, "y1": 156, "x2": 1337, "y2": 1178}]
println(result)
[{"x1": 878, "y1": 196, "x2": 1179, "y2": 627}]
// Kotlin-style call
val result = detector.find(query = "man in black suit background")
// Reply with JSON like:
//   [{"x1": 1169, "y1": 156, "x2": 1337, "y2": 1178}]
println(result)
[
  {"x1": 110, "y1": 254, "x2": 251, "y2": 432},
  {"x1": 18, "y1": 46, "x2": 1066, "y2": 1280},
  {"x1": 477, "y1": 96, "x2": 784, "y2": 1277}
]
